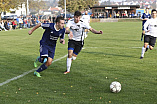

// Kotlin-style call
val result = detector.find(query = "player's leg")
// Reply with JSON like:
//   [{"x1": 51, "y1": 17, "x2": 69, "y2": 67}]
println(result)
[
  {"x1": 149, "y1": 36, "x2": 156, "y2": 50},
  {"x1": 64, "y1": 40, "x2": 75, "y2": 74},
  {"x1": 72, "y1": 53, "x2": 77, "y2": 61},
  {"x1": 141, "y1": 26, "x2": 145, "y2": 41},
  {"x1": 34, "y1": 45, "x2": 49, "y2": 77},
  {"x1": 140, "y1": 35, "x2": 150, "y2": 59},
  {"x1": 140, "y1": 42, "x2": 148, "y2": 59},
  {"x1": 34, "y1": 45, "x2": 48, "y2": 67},
  {"x1": 84, "y1": 29, "x2": 88, "y2": 38},
  {"x1": 64, "y1": 41, "x2": 83, "y2": 74},
  {"x1": 64, "y1": 49, "x2": 73, "y2": 74}
]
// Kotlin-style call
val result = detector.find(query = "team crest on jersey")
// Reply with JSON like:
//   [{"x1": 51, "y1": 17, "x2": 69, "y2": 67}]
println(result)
[
  {"x1": 59, "y1": 33, "x2": 62, "y2": 36},
  {"x1": 70, "y1": 25, "x2": 80, "y2": 32}
]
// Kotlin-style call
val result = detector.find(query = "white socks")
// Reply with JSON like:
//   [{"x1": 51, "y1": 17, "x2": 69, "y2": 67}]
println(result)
[
  {"x1": 141, "y1": 47, "x2": 146, "y2": 57},
  {"x1": 67, "y1": 58, "x2": 72, "y2": 72}
]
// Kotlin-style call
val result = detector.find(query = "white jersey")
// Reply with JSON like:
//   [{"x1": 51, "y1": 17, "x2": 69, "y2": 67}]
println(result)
[
  {"x1": 66, "y1": 19, "x2": 91, "y2": 41},
  {"x1": 144, "y1": 18, "x2": 157, "y2": 37},
  {"x1": 81, "y1": 15, "x2": 90, "y2": 24}
]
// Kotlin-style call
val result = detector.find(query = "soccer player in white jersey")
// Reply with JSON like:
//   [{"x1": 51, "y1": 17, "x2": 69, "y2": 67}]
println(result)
[
  {"x1": 140, "y1": 9, "x2": 157, "y2": 59},
  {"x1": 28, "y1": 16, "x2": 70, "y2": 77},
  {"x1": 81, "y1": 11, "x2": 90, "y2": 38},
  {"x1": 64, "y1": 11, "x2": 103, "y2": 74}
]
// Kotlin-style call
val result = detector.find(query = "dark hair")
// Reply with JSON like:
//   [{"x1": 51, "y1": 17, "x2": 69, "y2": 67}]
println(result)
[
  {"x1": 74, "y1": 11, "x2": 81, "y2": 16},
  {"x1": 56, "y1": 16, "x2": 64, "y2": 23},
  {"x1": 152, "y1": 9, "x2": 156, "y2": 13}
]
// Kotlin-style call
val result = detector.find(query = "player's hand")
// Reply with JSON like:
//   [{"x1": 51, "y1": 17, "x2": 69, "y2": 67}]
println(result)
[
  {"x1": 28, "y1": 30, "x2": 32, "y2": 35},
  {"x1": 99, "y1": 31, "x2": 103, "y2": 34},
  {"x1": 60, "y1": 39, "x2": 65, "y2": 44},
  {"x1": 69, "y1": 31, "x2": 73, "y2": 39}
]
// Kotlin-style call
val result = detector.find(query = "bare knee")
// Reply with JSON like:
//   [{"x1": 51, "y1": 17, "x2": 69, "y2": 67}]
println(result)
[
  {"x1": 68, "y1": 54, "x2": 73, "y2": 58},
  {"x1": 45, "y1": 58, "x2": 53, "y2": 66}
]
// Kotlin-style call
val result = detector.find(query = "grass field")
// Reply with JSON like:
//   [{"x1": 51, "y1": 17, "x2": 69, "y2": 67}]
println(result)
[{"x1": 1, "y1": 22, "x2": 157, "y2": 104}]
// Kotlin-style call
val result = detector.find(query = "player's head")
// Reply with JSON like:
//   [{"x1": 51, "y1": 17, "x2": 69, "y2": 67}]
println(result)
[
  {"x1": 85, "y1": 11, "x2": 88, "y2": 15},
  {"x1": 56, "y1": 16, "x2": 65, "y2": 29},
  {"x1": 145, "y1": 7, "x2": 149, "y2": 13},
  {"x1": 151, "y1": 9, "x2": 157, "y2": 18},
  {"x1": 74, "y1": 11, "x2": 82, "y2": 23}
]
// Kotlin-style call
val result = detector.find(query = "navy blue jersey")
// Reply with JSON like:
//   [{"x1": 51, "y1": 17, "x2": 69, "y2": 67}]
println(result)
[
  {"x1": 141, "y1": 13, "x2": 151, "y2": 25},
  {"x1": 40, "y1": 23, "x2": 65, "y2": 46}
]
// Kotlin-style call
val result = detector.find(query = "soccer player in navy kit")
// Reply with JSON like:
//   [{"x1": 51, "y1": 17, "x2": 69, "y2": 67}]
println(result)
[
  {"x1": 64, "y1": 11, "x2": 103, "y2": 74},
  {"x1": 28, "y1": 16, "x2": 70, "y2": 77},
  {"x1": 141, "y1": 7, "x2": 151, "y2": 41}
]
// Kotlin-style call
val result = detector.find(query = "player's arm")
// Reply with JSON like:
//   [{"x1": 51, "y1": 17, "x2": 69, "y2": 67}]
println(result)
[
  {"x1": 89, "y1": 28, "x2": 103, "y2": 34},
  {"x1": 141, "y1": 14, "x2": 148, "y2": 21},
  {"x1": 60, "y1": 39, "x2": 65, "y2": 44},
  {"x1": 65, "y1": 29, "x2": 70, "y2": 34},
  {"x1": 65, "y1": 27, "x2": 73, "y2": 39},
  {"x1": 144, "y1": 20, "x2": 150, "y2": 32},
  {"x1": 28, "y1": 23, "x2": 41, "y2": 35},
  {"x1": 142, "y1": 18, "x2": 148, "y2": 21}
]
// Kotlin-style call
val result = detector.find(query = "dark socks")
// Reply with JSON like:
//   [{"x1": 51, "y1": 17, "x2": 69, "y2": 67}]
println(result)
[{"x1": 36, "y1": 64, "x2": 48, "y2": 73}]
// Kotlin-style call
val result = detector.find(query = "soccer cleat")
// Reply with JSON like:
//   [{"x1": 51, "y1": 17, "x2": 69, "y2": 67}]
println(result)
[
  {"x1": 34, "y1": 71, "x2": 41, "y2": 77},
  {"x1": 34, "y1": 56, "x2": 40, "y2": 68},
  {"x1": 140, "y1": 57, "x2": 143, "y2": 59},
  {"x1": 64, "y1": 71, "x2": 70, "y2": 74},
  {"x1": 34, "y1": 62, "x2": 38, "y2": 68}
]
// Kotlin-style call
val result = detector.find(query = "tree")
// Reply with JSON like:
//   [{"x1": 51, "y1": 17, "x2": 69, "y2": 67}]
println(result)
[
  {"x1": 0, "y1": 0, "x2": 21, "y2": 20},
  {"x1": 19, "y1": 0, "x2": 46, "y2": 14},
  {"x1": 58, "y1": 0, "x2": 99, "y2": 13}
]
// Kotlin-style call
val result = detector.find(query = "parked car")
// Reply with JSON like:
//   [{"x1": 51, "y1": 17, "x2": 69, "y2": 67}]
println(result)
[{"x1": 2, "y1": 15, "x2": 17, "y2": 20}]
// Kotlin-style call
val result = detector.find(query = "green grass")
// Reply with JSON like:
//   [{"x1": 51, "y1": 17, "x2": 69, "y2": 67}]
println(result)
[{"x1": 1, "y1": 22, "x2": 157, "y2": 104}]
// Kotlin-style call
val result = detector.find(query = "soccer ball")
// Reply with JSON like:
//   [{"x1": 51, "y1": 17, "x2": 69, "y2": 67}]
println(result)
[{"x1": 110, "y1": 81, "x2": 121, "y2": 93}]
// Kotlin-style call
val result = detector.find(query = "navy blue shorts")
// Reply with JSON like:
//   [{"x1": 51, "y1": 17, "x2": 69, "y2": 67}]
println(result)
[{"x1": 40, "y1": 44, "x2": 56, "y2": 59}]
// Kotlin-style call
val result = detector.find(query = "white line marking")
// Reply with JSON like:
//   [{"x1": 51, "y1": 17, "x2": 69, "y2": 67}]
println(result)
[
  {"x1": 0, "y1": 54, "x2": 68, "y2": 87},
  {"x1": 84, "y1": 47, "x2": 157, "y2": 49}
]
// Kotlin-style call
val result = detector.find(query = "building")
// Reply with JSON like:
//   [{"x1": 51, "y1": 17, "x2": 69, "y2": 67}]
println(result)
[
  {"x1": 1, "y1": 3, "x2": 26, "y2": 17},
  {"x1": 90, "y1": 5, "x2": 140, "y2": 18}
]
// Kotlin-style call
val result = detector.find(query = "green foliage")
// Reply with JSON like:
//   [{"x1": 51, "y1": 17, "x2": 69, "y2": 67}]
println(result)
[
  {"x1": 58, "y1": 0, "x2": 99, "y2": 13},
  {"x1": 0, "y1": 0, "x2": 21, "y2": 13},
  {"x1": 0, "y1": 0, "x2": 21, "y2": 20},
  {"x1": 0, "y1": 22, "x2": 157, "y2": 104}
]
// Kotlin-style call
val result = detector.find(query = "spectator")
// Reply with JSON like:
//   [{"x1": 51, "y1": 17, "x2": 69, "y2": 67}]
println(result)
[
  {"x1": 23, "y1": 19, "x2": 28, "y2": 28},
  {"x1": 19, "y1": 17, "x2": 23, "y2": 29},
  {"x1": 0, "y1": 20, "x2": 7, "y2": 31},
  {"x1": 4, "y1": 21, "x2": 10, "y2": 30},
  {"x1": 12, "y1": 20, "x2": 17, "y2": 29}
]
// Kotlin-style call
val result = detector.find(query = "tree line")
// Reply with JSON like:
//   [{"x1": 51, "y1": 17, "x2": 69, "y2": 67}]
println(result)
[{"x1": 0, "y1": 0, "x2": 99, "y2": 20}]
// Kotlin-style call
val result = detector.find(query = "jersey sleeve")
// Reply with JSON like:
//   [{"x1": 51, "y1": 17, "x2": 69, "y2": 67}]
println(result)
[
  {"x1": 66, "y1": 20, "x2": 72, "y2": 28},
  {"x1": 41, "y1": 23, "x2": 51, "y2": 29},
  {"x1": 141, "y1": 13, "x2": 145, "y2": 19},
  {"x1": 84, "y1": 22, "x2": 91, "y2": 29},
  {"x1": 149, "y1": 14, "x2": 151, "y2": 19},
  {"x1": 144, "y1": 19, "x2": 150, "y2": 31},
  {"x1": 60, "y1": 28, "x2": 65, "y2": 39}
]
